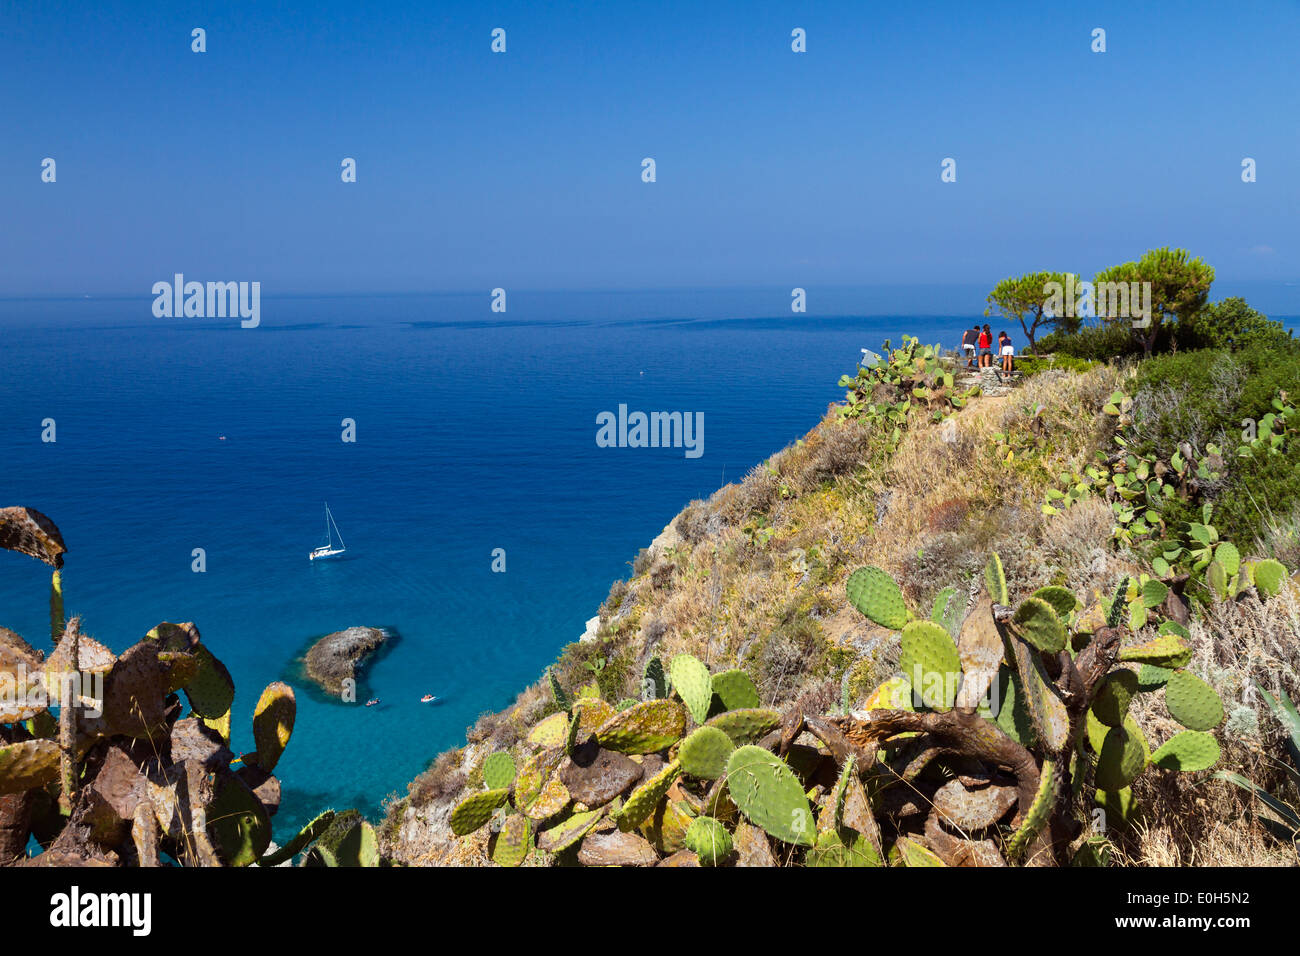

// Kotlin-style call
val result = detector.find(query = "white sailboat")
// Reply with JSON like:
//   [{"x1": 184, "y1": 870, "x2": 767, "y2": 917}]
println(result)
[{"x1": 309, "y1": 503, "x2": 346, "y2": 561}]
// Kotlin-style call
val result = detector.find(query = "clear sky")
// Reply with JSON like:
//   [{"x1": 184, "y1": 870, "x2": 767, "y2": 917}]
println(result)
[{"x1": 2, "y1": 0, "x2": 1297, "y2": 297}]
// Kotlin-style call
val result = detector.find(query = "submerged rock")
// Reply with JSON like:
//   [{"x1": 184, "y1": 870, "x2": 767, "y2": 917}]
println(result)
[{"x1": 304, "y1": 626, "x2": 388, "y2": 698}]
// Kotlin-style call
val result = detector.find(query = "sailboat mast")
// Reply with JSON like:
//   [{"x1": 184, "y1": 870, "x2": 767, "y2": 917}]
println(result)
[{"x1": 332, "y1": 508, "x2": 345, "y2": 550}]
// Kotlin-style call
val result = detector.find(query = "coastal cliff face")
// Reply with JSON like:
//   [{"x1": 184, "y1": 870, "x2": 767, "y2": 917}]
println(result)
[{"x1": 380, "y1": 363, "x2": 1300, "y2": 867}]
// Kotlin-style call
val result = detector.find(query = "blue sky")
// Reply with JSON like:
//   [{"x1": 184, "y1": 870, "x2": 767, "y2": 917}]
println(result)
[{"x1": 1, "y1": 0, "x2": 1297, "y2": 298}]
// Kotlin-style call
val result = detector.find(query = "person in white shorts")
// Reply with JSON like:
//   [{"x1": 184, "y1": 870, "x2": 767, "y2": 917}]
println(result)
[
  {"x1": 998, "y1": 331, "x2": 1014, "y2": 373},
  {"x1": 961, "y1": 325, "x2": 979, "y2": 367}
]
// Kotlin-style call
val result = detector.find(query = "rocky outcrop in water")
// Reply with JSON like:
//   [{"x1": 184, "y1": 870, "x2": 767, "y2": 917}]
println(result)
[{"x1": 304, "y1": 626, "x2": 387, "y2": 697}]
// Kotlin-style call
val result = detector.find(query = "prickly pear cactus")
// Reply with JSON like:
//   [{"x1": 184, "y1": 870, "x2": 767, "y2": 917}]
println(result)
[
  {"x1": 1163, "y1": 671, "x2": 1224, "y2": 731},
  {"x1": 596, "y1": 698, "x2": 687, "y2": 754},
  {"x1": 0, "y1": 739, "x2": 61, "y2": 795},
  {"x1": 1150, "y1": 730, "x2": 1220, "y2": 771},
  {"x1": 709, "y1": 668, "x2": 760, "y2": 712},
  {"x1": 482, "y1": 751, "x2": 517, "y2": 790},
  {"x1": 678, "y1": 726, "x2": 734, "y2": 779},
  {"x1": 706, "y1": 707, "x2": 781, "y2": 744},
  {"x1": 899, "y1": 621, "x2": 960, "y2": 709},
  {"x1": 1010, "y1": 597, "x2": 1066, "y2": 654},
  {"x1": 491, "y1": 813, "x2": 532, "y2": 867},
  {"x1": 846, "y1": 566, "x2": 909, "y2": 630},
  {"x1": 613, "y1": 759, "x2": 681, "y2": 831},
  {"x1": 669, "y1": 653, "x2": 713, "y2": 724},
  {"x1": 725, "y1": 745, "x2": 815, "y2": 847},
  {"x1": 684, "y1": 815, "x2": 732, "y2": 865},
  {"x1": 250, "y1": 681, "x2": 296, "y2": 772},
  {"x1": 450, "y1": 788, "x2": 510, "y2": 836}
]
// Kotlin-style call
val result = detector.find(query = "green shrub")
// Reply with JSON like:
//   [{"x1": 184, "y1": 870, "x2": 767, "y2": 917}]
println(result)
[
  {"x1": 1037, "y1": 321, "x2": 1147, "y2": 361},
  {"x1": 1176, "y1": 297, "x2": 1296, "y2": 353},
  {"x1": 1016, "y1": 354, "x2": 1101, "y2": 377},
  {"x1": 1129, "y1": 347, "x2": 1300, "y2": 547}
]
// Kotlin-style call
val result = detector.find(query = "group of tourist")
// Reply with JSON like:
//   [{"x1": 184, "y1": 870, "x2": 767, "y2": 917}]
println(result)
[{"x1": 961, "y1": 324, "x2": 1015, "y2": 373}]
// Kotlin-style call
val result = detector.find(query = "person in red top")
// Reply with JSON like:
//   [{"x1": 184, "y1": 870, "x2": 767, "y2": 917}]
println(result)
[{"x1": 977, "y1": 324, "x2": 993, "y2": 367}]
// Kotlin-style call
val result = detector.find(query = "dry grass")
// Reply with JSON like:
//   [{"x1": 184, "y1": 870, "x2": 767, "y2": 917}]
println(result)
[{"x1": 1120, "y1": 584, "x2": 1300, "y2": 866}]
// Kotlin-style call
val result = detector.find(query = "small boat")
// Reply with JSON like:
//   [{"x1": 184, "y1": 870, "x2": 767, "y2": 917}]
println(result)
[
  {"x1": 365, "y1": 698, "x2": 380, "y2": 707},
  {"x1": 420, "y1": 694, "x2": 438, "y2": 703},
  {"x1": 309, "y1": 502, "x2": 346, "y2": 561}
]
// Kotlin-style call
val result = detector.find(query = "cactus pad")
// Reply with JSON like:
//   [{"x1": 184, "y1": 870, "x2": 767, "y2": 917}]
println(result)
[
  {"x1": 994, "y1": 665, "x2": 1035, "y2": 746},
  {"x1": 250, "y1": 681, "x2": 295, "y2": 772},
  {"x1": 1137, "y1": 663, "x2": 1174, "y2": 691},
  {"x1": 725, "y1": 745, "x2": 815, "y2": 846},
  {"x1": 643, "y1": 656, "x2": 667, "y2": 700},
  {"x1": 527, "y1": 711, "x2": 569, "y2": 748},
  {"x1": 482, "y1": 751, "x2": 517, "y2": 790},
  {"x1": 181, "y1": 645, "x2": 236, "y2": 719},
  {"x1": 678, "y1": 726, "x2": 734, "y2": 779},
  {"x1": 1214, "y1": 542, "x2": 1241, "y2": 578},
  {"x1": 209, "y1": 773, "x2": 272, "y2": 866},
  {"x1": 573, "y1": 698, "x2": 616, "y2": 733},
  {"x1": 863, "y1": 676, "x2": 913, "y2": 712},
  {"x1": 1140, "y1": 578, "x2": 1169, "y2": 609},
  {"x1": 709, "y1": 668, "x2": 760, "y2": 712},
  {"x1": 932, "y1": 779, "x2": 1018, "y2": 830},
  {"x1": 1118, "y1": 634, "x2": 1193, "y2": 669},
  {"x1": 899, "y1": 620, "x2": 960, "y2": 710},
  {"x1": 595, "y1": 698, "x2": 687, "y2": 754},
  {"x1": 334, "y1": 819, "x2": 380, "y2": 867},
  {"x1": 894, "y1": 835, "x2": 946, "y2": 866},
  {"x1": 706, "y1": 707, "x2": 782, "y2": 744},
  {"x1": 1031, "y1": 586, "x2": 1078, "y2": 620},
  {"x1": 1163, "y1": 670, "x2": 1223, "y2": 731},
  {"x1": 1149, "y1": 730, "x2": 1220, "y2": 771},
  {"x1": 450, "y1": 788, "x2": 510, "y2": 835},
  {"x1": 0, "y1": 739, "x2": 60, "y2": 794},
  {"x1": 548, "y1": 668, "x2": 571, "y2": 711},
  {"x1": 536, "y1": 805, "x2": 604, "y2": 853},
  {"x1": 1252, "y1": 559, "x2": 1287, "y2": 597},
  {"x1": 984, "y1": 552, "x2": 1008, "y2": 605},
  {"x1": 669, "y1": 654, "x2": 713, "y2": 724},
  {"x1": 614, "y1": 759, "x2": 681, "y2": 831},
  {"x1": 806, "y1": 825, "x2": 882, "y2": 867},
  {"x1": 258, "y1": 809, "x2": 335, "y2": 866},
  {"x1": 1011, "y1": 597, "x2": 1067, "y2": 654},
  {"x1": 930, "y1": 586, "x2": 963, "y2": 637},
  {"x1": 491, "y1": 813, "x2": 532, "y2": 867},
  {"x1": 846, "y1": 566, "x2": 909, "y2": 629},
  {"x1": 1094, "y1": 718, "x2": 1147, "y2": 791},
  {"x1": 956, "y1": 596, "x2": 1004, "y2": 709},
  {"x1": 1092, "y1": 669, "x2": 1139, "y2": 727},
  {"x1": 683, "y1": 815, "x2": 732, "y2": 865}
]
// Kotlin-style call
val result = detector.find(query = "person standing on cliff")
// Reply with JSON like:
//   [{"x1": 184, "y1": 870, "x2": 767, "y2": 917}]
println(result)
[
  {"x1": 977, "y1": 324, "x2": 993, "y2": 368},
  {"x1": 961, "y1": 325, "x2": 978, "y2": 368}
]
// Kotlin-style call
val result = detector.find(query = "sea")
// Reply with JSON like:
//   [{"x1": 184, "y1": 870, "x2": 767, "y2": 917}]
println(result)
[{"x1": 1, "y1": 285, "x2": 1295, "y2": 836}]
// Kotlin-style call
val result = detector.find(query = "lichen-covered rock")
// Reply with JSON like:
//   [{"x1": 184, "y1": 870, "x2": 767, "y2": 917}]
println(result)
[
  {"x1": 577, "y1": 829, "x2": 658, "y2": 866},
  {"x1": 558, "y1": 739, "x2": 644, "y2": 808}
]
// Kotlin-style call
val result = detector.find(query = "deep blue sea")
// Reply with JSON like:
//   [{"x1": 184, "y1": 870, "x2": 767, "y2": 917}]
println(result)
[{"x1": 1, "y1": 287, "x2": 1295, "y2": 835}]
